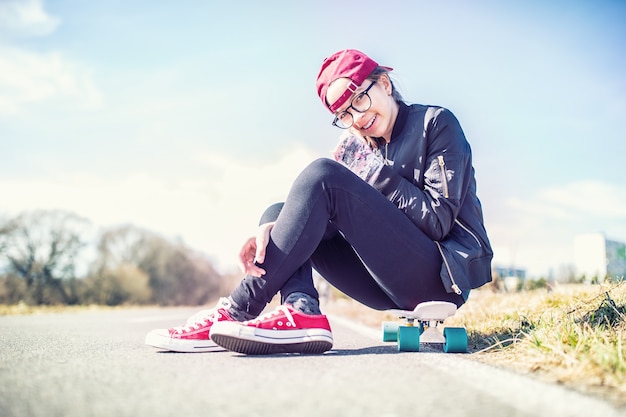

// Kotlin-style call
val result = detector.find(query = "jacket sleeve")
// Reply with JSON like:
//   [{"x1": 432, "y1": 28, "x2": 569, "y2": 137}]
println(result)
[{"x1": 371, "y1": 108, "x2": 473, "y2": 241}]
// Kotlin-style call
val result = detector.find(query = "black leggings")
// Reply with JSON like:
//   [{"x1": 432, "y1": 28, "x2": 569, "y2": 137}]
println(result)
[{"x1": 229, "y1": 158, "x2": 464, "y2": 317}]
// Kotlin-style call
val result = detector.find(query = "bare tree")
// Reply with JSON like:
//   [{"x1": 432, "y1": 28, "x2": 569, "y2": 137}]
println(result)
[
  {"x1": 0, "y1": 213, "x2": 225, "y2": 306},
  {"x1": 90, "y1": 225, "x2": 223, "y2": 305},
  {"x1": 0, "y1": 210, "x2": 90, "y2": 304}
]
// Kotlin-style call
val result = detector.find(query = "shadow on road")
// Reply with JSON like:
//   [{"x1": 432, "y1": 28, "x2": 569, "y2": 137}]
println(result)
[
  {"x1": 328, "y1": 346, "x2": 400, "y2": 356},
  {"x1": 227, "y1": 345, "x2": 402, "y2": 358}
]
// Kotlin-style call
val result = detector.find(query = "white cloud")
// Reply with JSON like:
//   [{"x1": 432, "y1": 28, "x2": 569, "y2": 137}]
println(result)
[
  {"x1": 0, "y1": 46, "x2": 102, "y2": 114},
  {"x1": 538, "y1": 181, "x2": 626, "y2": 218},
  {"x1": 0, "y1": 0, "x2": 59, "y2": 38},
  {"x1": 0, "y1": 145, "x2": 320, "y2": 273},
  {"x1": 489, "y1": 180, "x2": 626, "y2": 277},
  {"x1": 0, "y1": 1, "x2": 100, "y2": 114}
]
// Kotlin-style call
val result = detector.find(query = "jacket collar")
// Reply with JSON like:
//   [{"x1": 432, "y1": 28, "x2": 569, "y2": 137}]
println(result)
[{"x1": 391, "y1": 101, "x2": 409, "y2": 141}]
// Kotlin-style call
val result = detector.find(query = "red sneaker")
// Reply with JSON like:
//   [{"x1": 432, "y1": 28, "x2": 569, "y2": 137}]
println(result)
[
  {"x1": 145, "y1": 298, "x2": 234, "y2": 352},
  {"x1": 210, "y1": 305, "x2": 333, "y2": 355}
]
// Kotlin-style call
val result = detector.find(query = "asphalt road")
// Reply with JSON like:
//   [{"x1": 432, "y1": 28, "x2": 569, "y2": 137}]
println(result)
[{"x1": 0, "y1": 307, "x2": 624, "y2": 417}]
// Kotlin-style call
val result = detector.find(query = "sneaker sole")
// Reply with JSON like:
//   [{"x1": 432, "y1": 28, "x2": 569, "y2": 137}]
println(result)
[
  {"x1": 211, "y1": 334, "x2": 333, "y2": 355},
  {"x1": 145, "y1": 332, "x2": 225, "y2": 353},
  {"x1": 210, "y1": 326, "x2": 333, "y2": 355}
]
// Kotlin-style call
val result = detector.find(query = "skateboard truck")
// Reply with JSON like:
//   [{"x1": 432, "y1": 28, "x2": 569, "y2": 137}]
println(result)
[{"x1": 382, "y1": 301, "x2": 468, "y2": 353}]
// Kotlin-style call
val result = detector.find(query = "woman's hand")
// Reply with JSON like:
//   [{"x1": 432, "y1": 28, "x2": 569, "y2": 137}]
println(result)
[{"x1": 237, "y1": 222, "x2": 275, "y2": 277}]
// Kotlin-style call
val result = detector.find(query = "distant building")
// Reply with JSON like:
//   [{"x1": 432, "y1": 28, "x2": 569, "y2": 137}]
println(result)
[
  {"x1": 493, "y1": 265, "x2": 526, "y2": 291},
  {"x1": 493, "y1": 266, "x2": 526, "y2": 280},
  {"x1": 574, "y1": 233, "x2": 626, "y2": 281}
]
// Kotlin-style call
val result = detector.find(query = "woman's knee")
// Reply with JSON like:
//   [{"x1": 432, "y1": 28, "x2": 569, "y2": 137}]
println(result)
[
  {"x1": 306, "y1": 157, "x2": 344, "y2": 177},
  {"x1": 259, "y1": 202, "x2": 284, "y2": 224},
  {"x1": 295, "y1": 158, "x2": 348, "y2": 188}
]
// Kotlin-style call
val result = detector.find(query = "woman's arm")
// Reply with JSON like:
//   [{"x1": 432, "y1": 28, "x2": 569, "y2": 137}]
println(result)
[{"x1": 372, "y1": 108, "x2": 473, "y2": 241}]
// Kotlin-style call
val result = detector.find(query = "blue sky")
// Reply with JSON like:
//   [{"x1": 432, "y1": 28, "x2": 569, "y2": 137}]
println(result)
[{"x1": 1, "y1": 0, "x2": 625, "y2": 278}]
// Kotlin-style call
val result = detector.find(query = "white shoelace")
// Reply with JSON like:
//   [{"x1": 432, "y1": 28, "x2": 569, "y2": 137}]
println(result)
[
  {"x1": 185, "y1": 309, "x2": 214, "y2": 325},
  {"x1": 245, "y1": 305, "x2": 296, "y2": 327},
  {"x1": 173, "y1": 298, "x2": 230, "y2": 334}
]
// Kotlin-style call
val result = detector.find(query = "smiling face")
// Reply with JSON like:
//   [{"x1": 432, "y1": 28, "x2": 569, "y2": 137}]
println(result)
[{"x1": 326, "y1": 74, "x2": 399, "y2": 143}]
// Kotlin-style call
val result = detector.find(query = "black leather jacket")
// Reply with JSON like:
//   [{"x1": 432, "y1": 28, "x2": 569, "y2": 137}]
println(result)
[{"x1": 371, "y1": 102, "x2": 493, "y2": 294}]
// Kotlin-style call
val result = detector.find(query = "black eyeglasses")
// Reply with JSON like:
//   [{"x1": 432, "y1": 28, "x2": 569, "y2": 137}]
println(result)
[{"x1": 331, "y1": 81, "x2": 375, "y2": 129}]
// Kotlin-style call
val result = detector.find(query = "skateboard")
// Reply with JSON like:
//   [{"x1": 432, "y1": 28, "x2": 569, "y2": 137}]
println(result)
[{"x1": 381, "y1": 301, "x2": 468, "y2": 353}]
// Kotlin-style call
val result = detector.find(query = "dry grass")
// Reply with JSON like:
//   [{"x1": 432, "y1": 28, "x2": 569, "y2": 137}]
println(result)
[{"x1": 322, "y1": 282, "x2": 626, "y2": 407}]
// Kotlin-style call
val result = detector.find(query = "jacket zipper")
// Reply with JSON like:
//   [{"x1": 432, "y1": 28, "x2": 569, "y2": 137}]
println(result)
[
  {"x1": 437, "y1": 155, "x2": 449, "y2": 198},
  {"x1": 455, "y1": 219, "x2": 482, "y2": 248},
  {"x1": 436, "y1": 155, "x2": 458, "y2": 294},
  {"x1": 435, "y1": 241, "x2": 462, "y2": 295}
]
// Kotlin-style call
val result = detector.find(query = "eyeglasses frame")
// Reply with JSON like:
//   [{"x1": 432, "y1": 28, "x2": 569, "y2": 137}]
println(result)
[{"x1": 331, "y1": 81, "x2": 376, "y2": 129}]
